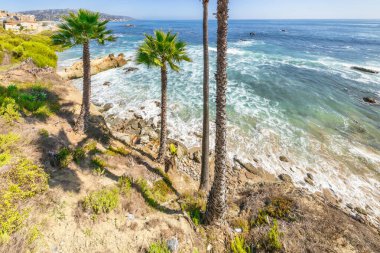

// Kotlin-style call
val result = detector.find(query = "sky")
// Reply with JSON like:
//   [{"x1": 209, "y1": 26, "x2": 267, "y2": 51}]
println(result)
[{"x1": 2, "y1": 0, "x2": 380, "y2": 20}]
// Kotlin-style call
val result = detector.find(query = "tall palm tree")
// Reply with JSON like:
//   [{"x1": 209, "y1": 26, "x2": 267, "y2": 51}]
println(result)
[
  {"x1": 52, "y1": 9, "x2": 115, "y2": 132},
  {"x1": 205, "y1": 0, "x2": 230, "y2": 225},
  {"x1": 199, "y1": 0, "x2": 210, "y2": 192},
  {"x1": 136, "y1": 31, "x2": 191, "y2": 163}
]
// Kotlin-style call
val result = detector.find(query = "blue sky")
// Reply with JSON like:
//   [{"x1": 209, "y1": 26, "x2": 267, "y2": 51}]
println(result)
[{"x1": 2, "y1": 0, "x2": 380, "y2": 20}]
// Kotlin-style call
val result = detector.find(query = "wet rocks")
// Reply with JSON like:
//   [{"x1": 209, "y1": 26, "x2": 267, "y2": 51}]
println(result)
[
  {"x1": 124, "y1": 67, "x2": 138, "y2": 73},
  {"x1": 100, "y1": 103, "x2": 113, "y2": 112},
  {"x1": 306, "y1": 173, "x2": 314, "y2": 181},
  {"x1": 305, "y1": 177, "x2": 314, "y2": 186},
  {"x1": 103, "y1": 81, "x2": 111, "y2": 86},
  {"x1": 278, "y1": 173, "x2": 292, "y2": 183},
  {"x1": 363, "y1": 97, "x2": 377, "y2": 104},
  {"x1": 355, "y1": 207, "x2": 368, "y2": 216},
  {"x1": 59, "y1": 53, "x2": 129, "y2": 80},
  {"x1": 351, "y1": 66, "x2": 379, "y2": 74},
  {"x1": 279, "y1": 156, "x2": 290, "y2": 162}
]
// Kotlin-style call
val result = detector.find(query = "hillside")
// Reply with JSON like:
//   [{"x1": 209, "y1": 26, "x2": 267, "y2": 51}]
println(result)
[
  {"x1": 0, "y1": 59, "x2": 379, "y2": 252},
  {"x1": 19, "y1": 9, "x2": 133, "y2": 21}
]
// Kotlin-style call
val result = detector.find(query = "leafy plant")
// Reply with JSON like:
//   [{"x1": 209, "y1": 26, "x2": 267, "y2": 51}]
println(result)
[
  {"x1": 152, "y1": 179, "x2": 172, "y2": 202},
  {"x1": 180, "y1": 192, "x2": 206, "y2": 226},
  {"x1": 0, "y1": 97, "x2": 20, "y2": 123},
  {"x1": 231, "y1": 236, "x2": 251, "y2": 253},
  {"x1": 82, "y1": 188, "x2": 120, "y2": 215},
  {"x1": 118, "y1": 176, "x2": 132, "y2": 196},
  {"x1": 72, "y1": 147, "x2": 86, "y2": 163},
  {"x1": 38, "y1": 128, "x2": 49, "y2": 138},
  {"x1": 147, "y1": 240, "x2": 170, "y2": 253},
  {"x1": 169, "y1": 143, "x2": 177, "y2": 156},
  {"x1": 266, "y1": 220, "x2": 282, "y2": 251},
  {"x1": 56, "y1": 147, "x2": 72, "y2": 168}
]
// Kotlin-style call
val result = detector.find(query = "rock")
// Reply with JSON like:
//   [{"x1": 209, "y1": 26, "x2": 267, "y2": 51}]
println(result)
[
  {"x1": 355, "y1": 207, "x2": 368, "y2": 216},
  {"x1": 306, "y1": 173, "x2": 314, "y2": 181},
  {"x1": 363, "y1": 97, "x2": 377, "y2": 104},
  {"x1": 188, "y1": 147, "x2": 202, "y2": 163},
  {"x1": 305, "y1": 177, "x2": 314, "y2": 186},
  {"x1": 103, "y1": 81, "x2": 111, "y2": 86},
  {"x1": 124, "y1": 67, "x2": 138, "y2": 73},
  {"x1": 58, "y1": 53, "x2": 129, "y2": 80},
  {"x1": 126, "y1": 213, "x2": 135, "y2": 220},
  {"x1": 207, "y1": 244, "x2": 213, "y2": 252},
  {"x1": 139, "y1": 135, "x2": 150, "y2": 144},
  {"x1": 100, "y1": 103, "x2": 113, "y2": 112},
  {"x1": 166, "y1": 237, "x2": 179, "y2": 253},
  {"x1": 351, "y1": 66, "x2": 379, "y2": 74},
  {"x1": 346, "y1": 203, "x2": 354, "y2": 210},
  {"x1": 234, "y1": 228, "x2": 243, "y2": 233},
  {"x1": 278, "y1": 173, "x2": 292, "y2": 183},
  {"x1": 279, "y1": 156, "x2": 289, "y2": 162},
  {"x1": 141, "y1": 127, "x2": 159, "y2": 140}
]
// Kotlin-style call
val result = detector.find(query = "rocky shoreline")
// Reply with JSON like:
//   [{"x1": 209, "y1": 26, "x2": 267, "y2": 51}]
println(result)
[{"x1": 95, "y1": 100, "x2": 380, "y2": 229}]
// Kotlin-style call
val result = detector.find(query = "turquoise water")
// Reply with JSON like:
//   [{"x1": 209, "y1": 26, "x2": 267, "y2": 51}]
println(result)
[{"x1": 58, "y1": 20, "x2": 380, "y2": 221}]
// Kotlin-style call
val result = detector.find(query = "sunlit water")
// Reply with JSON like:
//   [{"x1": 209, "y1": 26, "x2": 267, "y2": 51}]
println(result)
[{"x1": 58, "y1": 20, "x2": 380, "y2": 222}]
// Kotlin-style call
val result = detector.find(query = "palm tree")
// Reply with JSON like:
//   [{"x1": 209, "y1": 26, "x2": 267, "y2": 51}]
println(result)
[
  {"x1": 52, "y1": 9, "x2": 115, "y2": 132},
  {"x1": 199, "y1": 0, "x2": 210, "y2": 192},
  {"x1": 136, "y1": 31, "x2": 191, "y2": 163},
  {"x1": 205, "y1": 0, "x2": 230, "y2": 225}
]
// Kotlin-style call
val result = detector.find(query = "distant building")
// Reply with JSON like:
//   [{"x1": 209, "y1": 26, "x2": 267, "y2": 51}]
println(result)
[{"x1": 1, "y1": 9, "x2": 56, "y2": 33}]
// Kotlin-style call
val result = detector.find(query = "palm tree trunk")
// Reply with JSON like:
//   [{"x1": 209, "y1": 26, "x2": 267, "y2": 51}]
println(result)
[
  {"x1": 158, "y1": 65, "x2": 168, "y2": 163},
  {"x1": 200, "y1": 0, "x2": 210, "y2": 192},
  {"x1": 205, "y1": 0, "x2": 229, "y2": 225},
  {"x1": 74, "y1": 41, "x2": 91, "y2": 133}
]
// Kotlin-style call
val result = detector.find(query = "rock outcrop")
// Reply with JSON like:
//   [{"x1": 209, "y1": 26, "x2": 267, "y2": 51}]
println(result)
[
  {"x1": 58, "y1": 53, "x2": 129, "y2": 80},
  {"x1": 351, "y1": 66, "x2": 379, "y2": 74}
]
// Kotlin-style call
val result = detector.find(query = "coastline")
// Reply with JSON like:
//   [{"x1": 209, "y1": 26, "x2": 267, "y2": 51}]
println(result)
[{"x1": 0, "y1": 59, "x2": 379, "y2": 252}]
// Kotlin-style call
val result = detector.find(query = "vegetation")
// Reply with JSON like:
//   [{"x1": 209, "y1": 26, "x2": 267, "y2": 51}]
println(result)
[
  {"x1": 230, "y1": 236, "x2": 251, "y2": 253},
  {"x1": 256, "y1": 220, "x2": 283, "y2": 252},
  {"x1": 152, "y1": 179, "x2": 172, "y2": 202},
  {"x1": 169, "y1": 143, "x2": 177, "y2": 156},
  {"x1": 205, "y1": 0, "x2": 230, "y2": 225},
  {"x1": 118, "y1": 176, "x2": 132, "y2": 196},
  {"x1": 82, "y1": 187, "x2": 120, "y2": 215},
  {"x1": 230, "y1": 217, "x2": 250, "y2": 233},
  {"x1": 0, "y1": 158, "x2": 48, "y2": 243},
  {"x1": 52, "y1": 9, "x2": 116, "y2": 132},
  {"x1": 137, "y1": 30, "x2": 191, "y2": 163},
  {"x1": 0, "y1": 30, "x2": 61, "y2": 67},
  {"x1": 147, "y1": 240, "x2": 170, "y2": 253},
  {"x1": 56, "y1": 147, "x2": 72, "y2": 168},
  {"x1": 72, "y1": 147, "x2": 86, "y2": 163},
  {"x1": 180, "y1": 192, "x2": 206, "y2": 226},
  {"x1": 38, "y1": 128, "x2": 49, "y2": 138},
  {"x1": 0, "y1": 84, "x2": 59, "y2": 122},
  {"x1": 251, "y1": 197, "x2": 295, "y2": 227}
]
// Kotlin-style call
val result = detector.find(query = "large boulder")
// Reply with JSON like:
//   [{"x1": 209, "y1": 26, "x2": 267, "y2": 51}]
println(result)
[
  {"x1": 58, "y1": 53, "x2": 129, "y2": 80},
  {"x1": 351, "y1": 66, "x2": 379, "y2": 74}
]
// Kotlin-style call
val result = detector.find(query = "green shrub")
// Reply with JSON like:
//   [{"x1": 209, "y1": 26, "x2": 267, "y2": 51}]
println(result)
[
  {"x1": 147, "y1": 241, "x2": 170, "y2": 253},
  {"x1": 72, "y1": 147, "x2": 85, "y2": 164},
  {"x1": 0, "y1": 97, "x2": 21, "y2": 123},
  {"x1": 135, "y1": 178, "x2": 161, "y2": 210},
  {"x1": 0, "y1": 84, "x2": 59, "y2": 122},
  {"x1": 38, "y1": 129, "x2": 49, "y2": 138},
  {"x1": 169, "y1": 143, "x2": 177, "y2": 156},
  {"x1": 265, "y1": 220, "x2": 282, "y2": 252},
  {"x1": 0, "y1": 31, "x2": 59, "y2": 67},
  {"x1": 0, "y1": 132, "x2": 20, "y2": 152},
  {"x1": 56, "y1": 147, "x2": 72, "y2": 168},
  {"x1": 252, "y1": 197, "x2": 295, "y2": 227},
  {"x1": 118, "y1": 176, "x2": 132, "y2": 196},
  {"x1": 0, "y1": 158, "x2": 48, "y2": 242},
  {"x1": 82, "y1": 188, "x2": 120, "y2": 215},
  {"x1": 180, "y1": 193, "x2": 206, "y2": 226},
  {"x1": 152, "y1": 179, "x2": 172, "y2": 202},
  {"x1": 231, "y1": 236, "x2": 251, "y2": 253},
  {"x1": 91, "y1": 157, "x2": 107, "y2": 169},
  {"x1": 0, "y1": 152, "x2": 12, "y2": 167},
  {"x1": 231, "y1": 217, "x2": 250, "y2": 233}
]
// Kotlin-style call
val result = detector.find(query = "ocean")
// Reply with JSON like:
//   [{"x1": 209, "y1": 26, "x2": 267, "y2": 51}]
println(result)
[{"x1": 58, "y1": 20, "x2": 380, "y2": 222}]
